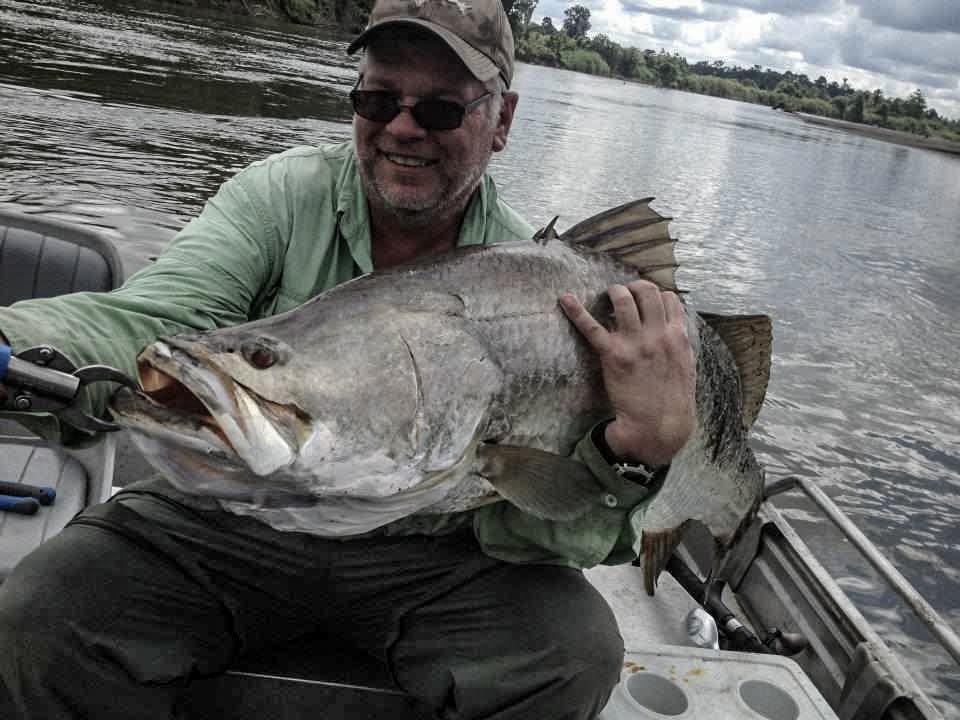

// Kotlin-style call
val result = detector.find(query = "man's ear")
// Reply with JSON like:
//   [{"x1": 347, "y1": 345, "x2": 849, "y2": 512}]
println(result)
[{"x1": 492, "y1": 92, "x2": 519, "y2": 153}]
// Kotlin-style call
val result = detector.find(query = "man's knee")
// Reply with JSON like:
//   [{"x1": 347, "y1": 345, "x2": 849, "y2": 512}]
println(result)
[
  {"x1": 543, "y1": 597, "x2": 623, "y2": 713},
  {"x1": 394, "y1": 564, "x2": 624, "y2": 718},
  {"x1": 0, "y1": 535, "x2": 97, "y2": 679},
  {"x1": 521, "y1": 565, "x2": 624, "y2": 692}
]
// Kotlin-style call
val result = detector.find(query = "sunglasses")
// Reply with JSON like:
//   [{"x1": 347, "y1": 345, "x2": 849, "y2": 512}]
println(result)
[{"x1": 349, "y1": 81, "x2": 495, "y2": 131}]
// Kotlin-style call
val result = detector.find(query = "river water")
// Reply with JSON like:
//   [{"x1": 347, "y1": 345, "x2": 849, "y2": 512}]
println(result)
[{"x1": 1, "y1": 0, "x2": 958, "y2": 714}]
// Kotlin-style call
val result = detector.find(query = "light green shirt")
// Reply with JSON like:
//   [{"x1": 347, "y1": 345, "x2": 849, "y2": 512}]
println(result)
[{"x1": 0, "y1": 141, "x2": 659, "y2": 568}]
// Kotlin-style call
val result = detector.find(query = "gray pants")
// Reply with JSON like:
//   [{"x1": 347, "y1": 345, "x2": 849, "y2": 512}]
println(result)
[{"x1": 0, "y1": 478, "x2": 623, "y2": 719}]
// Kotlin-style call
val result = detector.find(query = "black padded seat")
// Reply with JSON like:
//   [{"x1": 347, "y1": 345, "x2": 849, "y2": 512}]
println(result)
[
  {"x1": 0, "y1": 212, "x2": 121, "y2": 303},
  {"x1": 0, "y1": 434, "x2": 88, "y2": 580},
  {"x1": 0, "y1": 209, "x2": 123, "y2": 582}
]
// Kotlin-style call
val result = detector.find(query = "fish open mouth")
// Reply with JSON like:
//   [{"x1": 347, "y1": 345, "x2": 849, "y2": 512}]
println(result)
[
  {"x1": 135, "y1": 361, "x2": 232, "y2": 447},
  {"x1": 110, "y1": 340, "x2": 304, "y2": 476}
]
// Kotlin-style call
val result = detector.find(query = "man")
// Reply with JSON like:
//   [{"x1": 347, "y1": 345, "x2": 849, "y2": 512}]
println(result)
[{"x1": 0, "y1": 0, "x2": 695, "y2": 717}]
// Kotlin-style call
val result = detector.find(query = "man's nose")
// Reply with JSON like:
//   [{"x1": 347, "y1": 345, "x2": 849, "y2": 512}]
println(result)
[{"x1": 384, "y1": 104, "x2": 429, "y2": 139}]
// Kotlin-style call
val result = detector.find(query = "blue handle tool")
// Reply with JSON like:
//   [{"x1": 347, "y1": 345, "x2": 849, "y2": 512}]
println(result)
[
  {"x1": 0, "y1": 481, "x2": 56, "y2": 505},
  {"x1": 0, "y1": 343, "x2": 11, "y2": 380},
  {"x1": 0, "y1": 495, "x2": 40, "y2": 515}
]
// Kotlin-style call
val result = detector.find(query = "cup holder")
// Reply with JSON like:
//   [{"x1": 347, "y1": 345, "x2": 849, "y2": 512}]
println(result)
[
  {"x1": 623, "y1": 672, "x2": 690, "y2": 716},
  {"x1": 738, "y1": 679, "x2": 800, "y2": 720}
]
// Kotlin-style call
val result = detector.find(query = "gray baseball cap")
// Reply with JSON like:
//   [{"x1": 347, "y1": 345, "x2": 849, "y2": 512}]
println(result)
[{"x1": 347, "y1": 0, "x2": 515, "y2": 88}]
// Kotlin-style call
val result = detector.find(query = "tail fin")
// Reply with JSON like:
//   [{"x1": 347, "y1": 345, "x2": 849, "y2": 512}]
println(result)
[{"x1": 699, "y1": 313, "x2": 773, "y2": 429}]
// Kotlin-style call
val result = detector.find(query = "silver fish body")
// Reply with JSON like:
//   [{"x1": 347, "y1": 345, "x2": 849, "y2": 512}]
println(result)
[{"x1": 110, "y1": 199, "x2": 771, "y2": 591}]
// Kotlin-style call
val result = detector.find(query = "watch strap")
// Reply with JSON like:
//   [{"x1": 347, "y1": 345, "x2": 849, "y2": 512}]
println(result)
[{"x1": 592, "y1": 420, "x2": 668, "y2": 488}]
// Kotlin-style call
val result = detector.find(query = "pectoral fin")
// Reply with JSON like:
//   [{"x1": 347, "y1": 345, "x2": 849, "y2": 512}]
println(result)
[{"x1": 477, "y1": 444, "x2": 600, "y2": 521}]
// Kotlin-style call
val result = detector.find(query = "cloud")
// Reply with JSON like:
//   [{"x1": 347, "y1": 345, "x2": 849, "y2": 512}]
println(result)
[
  {"x1": 838, "y1": 24, "x2": 960, "y2": 77},
  {"x1": 848, "y1": 0, "x2": 960, "y2": 34},
  {"x1": 704, "y1": 0, "x2": 839, "y2": 17},
  {"x1": 619, "y1": 1, "x2": 737, "y2": 22}
]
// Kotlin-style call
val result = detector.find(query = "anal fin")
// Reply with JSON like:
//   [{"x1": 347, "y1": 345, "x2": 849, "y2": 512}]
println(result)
[
  {"x1": 640, "y1": 522, "x2": 689, "y2": 596},
  {"x1": 477, "y1": 444, "x2": 600, "y2": 521}
]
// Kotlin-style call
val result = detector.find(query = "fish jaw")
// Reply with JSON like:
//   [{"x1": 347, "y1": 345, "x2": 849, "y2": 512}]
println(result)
[
  {"x1": 110, "y1": 385, "x2": 242, "y2": 469},
  {"x1": 123, "y1": 339, "x2": 308, "y2": 477}
]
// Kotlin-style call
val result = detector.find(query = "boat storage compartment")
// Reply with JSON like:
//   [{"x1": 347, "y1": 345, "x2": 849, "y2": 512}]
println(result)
[{"x1": 599, "y1": 644, "x2": 838, "y2": 720}]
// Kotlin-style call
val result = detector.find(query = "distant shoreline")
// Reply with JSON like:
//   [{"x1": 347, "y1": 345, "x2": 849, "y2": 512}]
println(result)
[{"x1": 793, "y1": 112, "x2": 960, "y2": 156}]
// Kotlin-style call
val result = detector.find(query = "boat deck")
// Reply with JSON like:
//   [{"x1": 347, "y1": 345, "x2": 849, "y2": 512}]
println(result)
[{"x1": 585, "y1": 562, "x2": 712, "y2": 649}]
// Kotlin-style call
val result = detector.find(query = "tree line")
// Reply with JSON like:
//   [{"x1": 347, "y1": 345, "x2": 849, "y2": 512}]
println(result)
[{"x1": 505, "y1": 0, "x2": 960, "y2": 143}]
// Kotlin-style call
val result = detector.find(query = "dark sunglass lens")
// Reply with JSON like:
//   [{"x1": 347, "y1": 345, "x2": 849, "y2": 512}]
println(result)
[
  {"x1": 351, "y1": 91, "x2": 399, "y2": 123},
  {"x1": 413, "y1": 99, "x2": 464, "y2": 131}
]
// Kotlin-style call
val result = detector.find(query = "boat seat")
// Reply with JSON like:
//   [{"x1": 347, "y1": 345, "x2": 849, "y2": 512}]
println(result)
[
  {"x1": 0, "y1": 209, "x2": 124, "y2": 582},
  {"x1": 0, "y1": 430, "x2": 89, "y2": 576},
  {"x1": 0, "y1": 212, "x2": 122, "y2": 304}
]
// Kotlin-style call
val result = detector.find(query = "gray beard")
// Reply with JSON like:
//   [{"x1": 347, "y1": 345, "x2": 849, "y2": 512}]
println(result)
[{"x1": 361, "y1": 155, "x2": 490, "y2": 231}]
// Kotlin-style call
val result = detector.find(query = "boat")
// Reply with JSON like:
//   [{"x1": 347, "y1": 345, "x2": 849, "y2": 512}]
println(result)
[{"x1": 0, "y1": 209, "x2": 955, "y2": 719}]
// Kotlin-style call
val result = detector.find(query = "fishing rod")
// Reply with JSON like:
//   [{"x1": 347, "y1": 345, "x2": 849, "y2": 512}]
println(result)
[{"x1": 664, "y1": 553, "x2": 808, "y2": 656}]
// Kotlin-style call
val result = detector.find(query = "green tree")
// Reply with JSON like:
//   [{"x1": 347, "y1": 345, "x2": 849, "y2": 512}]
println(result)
[
  {"x1": 516, "y1": 30, "x2": 557, "y2": 65},
  {"x1": 506, "y1": 0, "x2": 537, "y2": 38},
  {"x1": 845, "y1": 92, "x2": 865, "y2": 123},
  {"x1": 560, "y1": 48, "x2": 610, "y2": 76},
  {"x1": 657, "y1": 60, "x2": 678, "y2": 87},
  {"x1": 617, "y1": 48, "x2": 646, "y2": 79},
  {"x1": 904, "y1": 89, "x2": 927, "y2": 119},
  {"x1": 774, "y1": 79, "x2": 800, "y2": 97},
  {"x1": 562, "y1": 4, "x2": 590, "y2": 39},
  {"x1": 877, "y1": 102, "x2": 890, "y2": 126},
  {"x1": 831, "y1": 96, "x2": 847, "y2": 118},
  {"x1": 539, "y1": 16, "x2": 557, "y2": 35},
  {"x1": 589, "y1": 33, "x2": 622, "y2": 73}
]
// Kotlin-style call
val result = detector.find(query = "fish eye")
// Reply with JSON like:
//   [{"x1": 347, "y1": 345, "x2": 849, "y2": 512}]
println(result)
[{"x1": 242, "y1": 342, "x2": 278, "y2": 369}]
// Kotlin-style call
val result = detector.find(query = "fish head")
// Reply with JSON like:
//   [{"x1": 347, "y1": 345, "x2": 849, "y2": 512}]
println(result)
[{"x1": 110, "y1": 305, "x2": 428, "y2": 492}]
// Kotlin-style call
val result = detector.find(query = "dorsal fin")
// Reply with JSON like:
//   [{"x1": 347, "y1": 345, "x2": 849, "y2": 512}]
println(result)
[
  {"x1": 699, "y1": 312, "x2": 773, "y2": 428},
  {"x1": 559, "y1": 198, "x2": 678, "y2": 290}
]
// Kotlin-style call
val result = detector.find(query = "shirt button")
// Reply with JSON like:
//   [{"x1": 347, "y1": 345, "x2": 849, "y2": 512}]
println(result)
[{"x1": 602, "y1": 493, "x2": 619, "y2": 508}]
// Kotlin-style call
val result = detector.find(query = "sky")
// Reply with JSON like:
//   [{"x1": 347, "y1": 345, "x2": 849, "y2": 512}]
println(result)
[{"x1": 531, "y1": 0, "x2": 960, "y2": 119}]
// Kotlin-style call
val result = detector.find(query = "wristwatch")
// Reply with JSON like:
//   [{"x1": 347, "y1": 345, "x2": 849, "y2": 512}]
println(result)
[{"x1": 592, "y1": 421, "x2": 669, "y2": 488}]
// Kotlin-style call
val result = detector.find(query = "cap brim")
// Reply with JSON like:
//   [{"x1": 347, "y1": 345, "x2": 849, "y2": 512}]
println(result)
[{"x1": 347, "y1": 19, "x2": 500, "y2": 84}]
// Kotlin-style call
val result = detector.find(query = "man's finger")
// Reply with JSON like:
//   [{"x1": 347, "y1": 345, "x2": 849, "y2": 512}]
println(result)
[
  {"x1": 609, "y1": 284, "x2": 641, "y2": 335},
  {"x1": 630, "y1": 280, "x2": 666, "y2": 329},
  {"x1": 559, "y1": 293, "x2": 611, "y2": 353},
  {"x1": 662, "y1": 291, "x2": 686, "y2": 328}
]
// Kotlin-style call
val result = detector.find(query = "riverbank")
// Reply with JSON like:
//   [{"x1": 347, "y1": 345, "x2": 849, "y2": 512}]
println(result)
[{"x1": 793, "y1": 112, "x2": 960, "y2": 156}]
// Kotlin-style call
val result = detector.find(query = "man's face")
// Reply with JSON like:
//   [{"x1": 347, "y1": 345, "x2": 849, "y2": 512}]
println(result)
[{"x1": 353, "y1": 32, "x2": 516, "y2": 227}]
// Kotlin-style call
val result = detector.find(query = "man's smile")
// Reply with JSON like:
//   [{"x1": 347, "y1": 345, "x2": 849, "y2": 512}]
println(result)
[{"x1": 383, "y1": 151, "x2": 437, "y2": 168}]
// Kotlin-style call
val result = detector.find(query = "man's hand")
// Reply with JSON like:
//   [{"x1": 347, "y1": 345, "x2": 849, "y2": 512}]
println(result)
[{"x1": 559, "y1": 279, "x2": 696, "y2": 467}]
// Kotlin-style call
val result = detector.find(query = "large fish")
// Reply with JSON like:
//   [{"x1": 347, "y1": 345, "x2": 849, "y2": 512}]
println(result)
[{"x1": 109, "y1": 199, "x2": 772, "y2": 594}]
